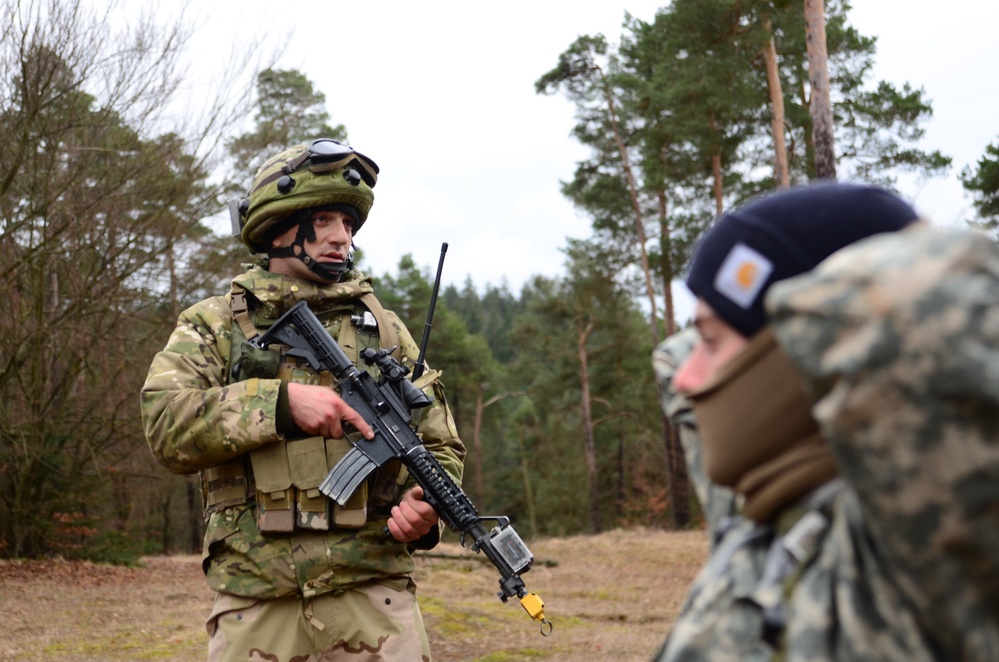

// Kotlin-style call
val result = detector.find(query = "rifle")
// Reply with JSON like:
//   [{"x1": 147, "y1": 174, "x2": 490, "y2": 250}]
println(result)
[{"x1": 251, "y1": 300, "x2": 552, "y2": 635}]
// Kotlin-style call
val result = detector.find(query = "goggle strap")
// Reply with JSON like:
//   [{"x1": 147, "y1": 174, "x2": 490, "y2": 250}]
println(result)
[
  {"x1": 281, "y1": 151, "x2": 311, "y2": 176},
  {"x1": 249, "y1": 147, "x2": 378, "y2": 201},
  {"x1": 352, "y1": 155, "x2": 379, "y2": 186},
  {"x1": 306, "y1": 154, "x2": 358, "y2": 174}
]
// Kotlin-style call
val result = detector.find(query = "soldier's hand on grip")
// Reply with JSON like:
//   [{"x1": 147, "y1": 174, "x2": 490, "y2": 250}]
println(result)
[
  {"x1": 286, "y1": 382, "x2": 374, "y2": 440},
  {"x1": 388, "y1": 486, "x2": 439, "y2": 542}
]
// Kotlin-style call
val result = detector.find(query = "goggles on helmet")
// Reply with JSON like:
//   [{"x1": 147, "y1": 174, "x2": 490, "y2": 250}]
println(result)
[{"x1": 280, "y1": 139, "x2": 379, "y2": 188}]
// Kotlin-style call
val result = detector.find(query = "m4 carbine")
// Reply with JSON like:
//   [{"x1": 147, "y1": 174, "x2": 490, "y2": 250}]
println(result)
[{"x1": 251, "y1": 301, "x2": 551, "y2": 634}]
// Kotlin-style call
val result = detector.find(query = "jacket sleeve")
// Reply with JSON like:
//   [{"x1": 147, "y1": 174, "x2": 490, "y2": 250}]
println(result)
[
  {"x1": 766, "y1": 225, "x2": 999, "y2": 655},
  {"x1": 139, "y1": 296, "x2": 283, "y2": 475}
]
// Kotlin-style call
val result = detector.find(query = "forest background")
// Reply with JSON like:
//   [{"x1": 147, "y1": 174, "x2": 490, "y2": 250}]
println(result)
[{"x1": 2, "y1": 0, "x2": 999, "y2": 562}]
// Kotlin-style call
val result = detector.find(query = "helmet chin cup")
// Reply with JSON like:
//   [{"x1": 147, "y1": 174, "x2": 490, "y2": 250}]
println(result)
[
  {"x1": 266, "y1": 214, "x2": 352, "y2": 282},
  {"x1": 300, "y1": 253, "x2": 351, "y2": 282}
]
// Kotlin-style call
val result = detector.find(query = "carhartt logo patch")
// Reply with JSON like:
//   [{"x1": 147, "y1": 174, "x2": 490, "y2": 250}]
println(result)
[{"x1": 714, "y1": 243, "x2": 773, "y2": 309}]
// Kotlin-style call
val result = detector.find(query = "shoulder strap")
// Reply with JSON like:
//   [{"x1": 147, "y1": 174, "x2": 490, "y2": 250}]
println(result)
[
  {"x1": 229, "y1": 284, "x2": 259, "y2": 341},
  {"x1": 359, "y1": 292, "x2": 400, "y2": 360},
  {"x1": 224, "y1": 284, "x2": 263, "y2": 387}
]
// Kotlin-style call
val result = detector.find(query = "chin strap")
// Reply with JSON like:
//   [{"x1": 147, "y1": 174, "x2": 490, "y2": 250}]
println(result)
[{"x1": 267, "y1": 213, "x2": 352, "y2": 282}]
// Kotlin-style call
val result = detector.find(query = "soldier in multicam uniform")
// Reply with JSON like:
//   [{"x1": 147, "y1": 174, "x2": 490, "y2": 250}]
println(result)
[
  {"x1": 140, "y1": 139, "x2": 465, "y2": 662},
  {"x1": 651, "y1": 182, "x2": 999, "y2": 660}
]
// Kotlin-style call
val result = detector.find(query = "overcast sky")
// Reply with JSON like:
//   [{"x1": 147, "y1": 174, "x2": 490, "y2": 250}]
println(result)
[{"x1": 180, "y1": 1, "x2": 998, "y2": 320}]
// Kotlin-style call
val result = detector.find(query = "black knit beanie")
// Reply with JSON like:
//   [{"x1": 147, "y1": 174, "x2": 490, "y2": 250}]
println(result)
[{"x1": 685, "y1": 182, "x2": 918, "y2": 338}]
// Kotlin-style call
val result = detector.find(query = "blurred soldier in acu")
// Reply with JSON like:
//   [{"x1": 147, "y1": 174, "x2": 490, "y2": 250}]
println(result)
[
  {"x1": 651, "y1": 182, "x2": 999, "y2": 660},
  {"x1": 140, "y1": 139, "x2": 465, "y2": 662}
]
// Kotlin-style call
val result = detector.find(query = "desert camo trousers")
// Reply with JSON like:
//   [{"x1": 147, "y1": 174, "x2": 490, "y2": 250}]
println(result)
[{"x1": 206, "y1": 578, "x2": 431, "y2": 662}]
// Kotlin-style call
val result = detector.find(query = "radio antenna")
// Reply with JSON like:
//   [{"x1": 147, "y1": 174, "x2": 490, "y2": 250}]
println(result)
[{"x1": 413, "y1": 242, "x2": 448, "y2": 381}]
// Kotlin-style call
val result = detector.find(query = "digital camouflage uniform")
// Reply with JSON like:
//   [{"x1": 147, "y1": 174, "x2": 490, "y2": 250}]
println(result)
[
  {"x1": 652, "y1": 226, "x2": 999, "y2": 660},
  {"x1": 141, "y1": 263, "x2": 465, "y2": 661}
]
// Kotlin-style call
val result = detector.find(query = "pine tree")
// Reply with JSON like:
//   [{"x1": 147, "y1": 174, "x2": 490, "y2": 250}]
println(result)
[
  {"x1": 960, "y1": 139, "x2": 999, "y2": 233},
  {"x1": 226, "y1": 68, "x2": 348, "y2": 189}
]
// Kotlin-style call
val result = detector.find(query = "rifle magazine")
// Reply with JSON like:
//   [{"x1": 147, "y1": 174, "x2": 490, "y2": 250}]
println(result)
[{"x1": 320, "y1": 447, "x2": 377, "y2": 506}]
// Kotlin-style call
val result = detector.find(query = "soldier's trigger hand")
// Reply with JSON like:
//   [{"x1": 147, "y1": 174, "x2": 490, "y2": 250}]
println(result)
[{"x1": 287, "y1": 382, "x2": 374, "y2": 440}]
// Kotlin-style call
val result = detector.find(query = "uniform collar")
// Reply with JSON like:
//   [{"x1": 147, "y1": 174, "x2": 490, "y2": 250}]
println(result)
[{"x1": 230, "y1": 265, "x2": 375, "y2": 324}]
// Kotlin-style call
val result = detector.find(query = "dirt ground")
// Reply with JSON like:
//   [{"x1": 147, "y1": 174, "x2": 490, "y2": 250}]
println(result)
[{"x1": 0, "y1": 527, "x2": 708, "y2": 661}]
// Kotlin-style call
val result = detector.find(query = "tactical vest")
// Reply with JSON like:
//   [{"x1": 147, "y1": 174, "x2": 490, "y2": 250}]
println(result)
[{"x1": 200, "y1": 284, "x2": 405, "y2": 533}]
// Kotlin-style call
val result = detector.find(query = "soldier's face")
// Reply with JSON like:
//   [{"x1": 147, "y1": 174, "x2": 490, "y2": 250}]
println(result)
[
  {"x1": 268, "y1": 209, "x2": 355, "y2": 282},
  {"x1": 674, "y1": 299, "x2": 749, "y2": 394},
  {"x1": 305, "y1": 209, "x2": 355, "y2": 261}
]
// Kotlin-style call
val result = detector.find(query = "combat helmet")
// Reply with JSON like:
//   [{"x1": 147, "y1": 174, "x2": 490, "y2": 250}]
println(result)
[{"x1": 229, "y1": 138, "x2": 379, "y2": 280}]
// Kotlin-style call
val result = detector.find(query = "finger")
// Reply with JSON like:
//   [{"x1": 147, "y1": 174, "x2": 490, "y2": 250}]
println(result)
[
  {"x1": 389, "y1": 505, "x2": 420, "y2": 540},
  {"x1": 398, "y1": 501, "x2": 422, "y2": 529},
  {"x1": 397, "y1": 500, "x2": 435, "y2": 536},
  {"x1": 340, "y1": 406, "x2": 374, "y2": 439},
  {"x1": 405, "y1": 501, "x2": 437, "y2": 524},
  {"x1": 401, "y1": 487, "x2": 437, "y2": 526},
  {"x1": 386, "y1": 516, "x2": 406, "y2": 542}
]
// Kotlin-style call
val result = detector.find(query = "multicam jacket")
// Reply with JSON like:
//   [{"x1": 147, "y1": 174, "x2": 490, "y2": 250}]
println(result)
[
  {"x1": 652, "y1": 227, "x2": 999, "y2": 660},
  {"x1": 140, "y1": 265, "x2": 465, "y2": 600}
]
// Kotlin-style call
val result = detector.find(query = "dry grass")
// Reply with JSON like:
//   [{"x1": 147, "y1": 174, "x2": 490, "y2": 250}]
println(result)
[{"x1": 0, "y1": 527, "x2": 708, "y2": 661}]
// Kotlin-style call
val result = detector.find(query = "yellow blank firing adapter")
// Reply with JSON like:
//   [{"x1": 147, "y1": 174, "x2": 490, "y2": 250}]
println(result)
[{"x1": 520, "y1": 592, "x2": 553, "y2": 636}]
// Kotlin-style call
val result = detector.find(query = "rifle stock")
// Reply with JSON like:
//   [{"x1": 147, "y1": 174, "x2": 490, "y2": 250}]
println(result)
[{"x1": 252, "y1": 301, "x2": 552, "y2": 634}]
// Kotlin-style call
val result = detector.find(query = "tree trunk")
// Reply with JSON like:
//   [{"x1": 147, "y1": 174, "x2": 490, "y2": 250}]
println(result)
[
  {"x1": 805, "y1": 0, "x2": 837, "y2": 179},
  {"x1": 517, "y1": 428, "x2": 538, "y2": 537},
  {"x1": 656, "y1": 190, "x2": 691, "y2": 529},
  {"x1": 709, "y1": 113, "x2": 724, "y2": 216},
  {"x1": 602, "y1": 80, "x2": 659, "y2": 348},
  {"x1": 798, "y1": 79, "x2": 817, "y2": 180},
  {"x1": 576, "y1": 320, "x2": 602, "y2": 533},
  {"x1": 160, "y1": 488, "x2": 173, "y2": 554},
  {"x1": 617, "y1": 423, "x2": 627, "y2": 513},
  {"x1": 657, "y1": 191, "x2": 676, "y2": 337},
  {"x1": 472, "y1": 386, "x2": 486, "y2": 505},
  {"x1": 763, "y1": 17, "x2": 790, "y2": 188},
  {"x1": 665, "y1": 417, "x2": 691, "y2": 528},
  {"x1": 473, "y1": 390, "x2": 526, "y2": 507}
]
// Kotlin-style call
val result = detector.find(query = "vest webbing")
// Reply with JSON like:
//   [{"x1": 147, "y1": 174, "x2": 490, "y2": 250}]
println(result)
[
  {"x1": 200, "y1": 282, "x2": 402, "y2": 514},
  {"x1": 228, "y1": 283, "x2": 400, "y2": 362}
]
